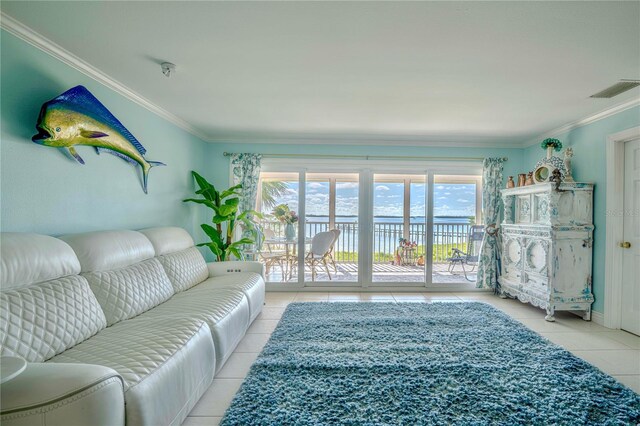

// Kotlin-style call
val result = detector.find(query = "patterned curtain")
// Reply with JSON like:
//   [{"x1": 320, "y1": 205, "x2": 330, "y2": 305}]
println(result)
[
  {"x1": 476, "y1": 158, "x2": 505, "y2": 291},
  {"x1": 230, "y1": 153, "x2": 262, "y2": 214},
  {"x1": 230, "y1": 154, "x2": 262, "y2": 258}
]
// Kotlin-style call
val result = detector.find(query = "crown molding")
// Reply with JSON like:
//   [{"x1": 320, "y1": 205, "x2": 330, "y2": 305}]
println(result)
[
  {"x1": 0, "y1": 12, "x2": 210, "y2": 142},
  {"x1": 523, "y1": 97, "x2": 640, "y2": 147},
  {"x1": 205, "y1": 132, "x2": 522, "y2": 149}
]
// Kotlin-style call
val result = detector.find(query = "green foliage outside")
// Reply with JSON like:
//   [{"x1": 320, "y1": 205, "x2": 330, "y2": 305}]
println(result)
[{"x1": 331, "y1": 243, "x2": 469, "y2": 263}]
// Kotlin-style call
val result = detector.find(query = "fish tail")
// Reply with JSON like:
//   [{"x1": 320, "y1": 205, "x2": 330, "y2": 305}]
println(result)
[{"x1": 142, "y1": 160, "x2": 166, "y2": 194}]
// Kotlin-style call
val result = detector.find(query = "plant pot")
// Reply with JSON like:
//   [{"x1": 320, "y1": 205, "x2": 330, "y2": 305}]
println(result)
[{"x1": 285, "y1": 223, "x2": 296, "y2": 241}]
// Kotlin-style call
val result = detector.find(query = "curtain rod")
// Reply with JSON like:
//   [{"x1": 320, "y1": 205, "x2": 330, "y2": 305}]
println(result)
[{"x1": 222, "y1": 152, "x2": 507, "y2": 162}]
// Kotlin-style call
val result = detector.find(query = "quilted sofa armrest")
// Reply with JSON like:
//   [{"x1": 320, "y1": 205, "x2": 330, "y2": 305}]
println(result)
[
  {"x1": 1, "y1": 363, "x2": 125, "y2": 426},
  {"x1": 207, "y1": 261, "x2": 265, "y2": 279}
]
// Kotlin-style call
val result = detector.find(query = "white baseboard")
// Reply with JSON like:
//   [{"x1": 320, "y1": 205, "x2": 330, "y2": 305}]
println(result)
[{"x1": 592, "y1": 311, "x2": 606, "y2": 326}]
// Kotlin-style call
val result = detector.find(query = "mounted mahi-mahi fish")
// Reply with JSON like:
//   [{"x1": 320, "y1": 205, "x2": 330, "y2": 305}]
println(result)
[{"x1": 32, "y1": 85, "x2": 165, "y2": 193}]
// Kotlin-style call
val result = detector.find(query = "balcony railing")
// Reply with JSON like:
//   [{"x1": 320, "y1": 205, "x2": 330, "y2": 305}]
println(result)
[{"x1": 261, "y1": 220, "x2": 471, "y2": 263}]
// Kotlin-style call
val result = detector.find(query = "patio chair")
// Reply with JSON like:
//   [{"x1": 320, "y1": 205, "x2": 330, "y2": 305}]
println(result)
[
  {"x1": 326, "y1": 228, "x2": 341, "y2": 273},
  {"x1": 446, "y1": 225, "x2": 485, "y2": 281},
  {"x1": 259, "y1": 228, "x2": 287, "y2": 279},
  {"x1": 305, "y1": 231, "x2": 335, "y2": 281}
]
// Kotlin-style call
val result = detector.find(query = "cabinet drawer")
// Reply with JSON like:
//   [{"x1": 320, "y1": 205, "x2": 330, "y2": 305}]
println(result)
[{"x1": 524, "y1": 272, "x2": 548, "y2": 290}]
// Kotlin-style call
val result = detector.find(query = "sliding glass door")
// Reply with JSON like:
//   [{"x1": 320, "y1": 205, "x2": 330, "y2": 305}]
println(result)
[
  {"x1": 372, "y1": 174, "x2": 426, "y2": 283},
  {"x1": 431, "y1": 175, "x2": 482, "y2": 285},
  {"x1": 256, "y1": 164, "x2": 481, "y2": 288},
  {"x1": 304, "y1": 173, "x2": 359, "y2": 283}
]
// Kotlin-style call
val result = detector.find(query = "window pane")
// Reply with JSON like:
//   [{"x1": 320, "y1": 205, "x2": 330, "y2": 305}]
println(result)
[
  {"x1": 258, "y1": 172, "x2": 299, "y2": 283},
  {"x1": 335, "y1": 177, "x2": 359, "y2": 267},
  {"x1": 305, "y1": 173, "x2": 358, "y2": 282},
  {"x1": 372, "y1": 174, "x2": 425, "y2": 283},
  {"x1": 432, "y1": 176, "x2": 480, "y2": 284}
]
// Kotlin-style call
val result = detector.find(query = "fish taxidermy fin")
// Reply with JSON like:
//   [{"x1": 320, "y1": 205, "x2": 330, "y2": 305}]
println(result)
[
  {"x1": 142, "y1": 161, "x2": 166, "y2": 194},
  {"x1": 54, "y1": 86, "x2": 147, "y2": 155},
  {"x1": 61, "y1": 147, "x2": 85, "y2": 164},
  {"x1": 95, "y1": 147, "x2": 138, "y2": 165},
  {"x1": 80, "y1": 130, "x2": 108, "y2": 139}
]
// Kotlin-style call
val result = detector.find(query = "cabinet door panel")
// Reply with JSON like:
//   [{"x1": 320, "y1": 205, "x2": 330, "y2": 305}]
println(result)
[
  {"x1": 516, "y1": 195, "x2": 532, "y2": 224},
  {"x1": 552, "y1": 238, "x2": 591, "y2": 295},
  {"x1": 502, "y1": 236, "x2": 523, "y2": 282},
  {"x1": 524, "y1": 238, "x2": 549, "y2": 276}
]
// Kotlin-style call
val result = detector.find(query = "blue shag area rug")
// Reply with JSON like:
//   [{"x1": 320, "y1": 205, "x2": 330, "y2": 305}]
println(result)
[{"x1": 221, "y1": 302, "x2": 640, "y2": 425}]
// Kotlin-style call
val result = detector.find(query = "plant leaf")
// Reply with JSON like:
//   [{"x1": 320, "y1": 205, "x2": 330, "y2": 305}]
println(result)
[
  {"x1": 218, "y1": 204, "x2": 237, "y2": 216},
  {"x1": 191, "y1": 171, "x2": 218, "y2": 202},
  {"x1": 182, "y1": 198, "x2": 215, "y2": 209},
  {"x1": 220, "y1": 184, "x2": 243, "y2": 199},
  {"x1": 212, "y1": 214, "x2": 228, "y2": 224},
  {"x1": 201, "y1": 223, "x2": 224, "y2": 247},
  {"x1": 227, "y1": 246, "x2": 243, "y2": 260},
  {"x1": 231, "y1": 238, "x2": 255, "y2": 246}
]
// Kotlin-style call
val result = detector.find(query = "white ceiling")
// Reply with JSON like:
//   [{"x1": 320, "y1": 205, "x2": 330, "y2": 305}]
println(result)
[{"x1": 2, "y1": 1, "x2": 639, "y2": 147}]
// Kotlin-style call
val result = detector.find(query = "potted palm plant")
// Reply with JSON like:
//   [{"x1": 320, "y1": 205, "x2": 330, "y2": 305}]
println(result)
[{"x1": 183, "y1": 171, "x2": 261, "y2": 261}]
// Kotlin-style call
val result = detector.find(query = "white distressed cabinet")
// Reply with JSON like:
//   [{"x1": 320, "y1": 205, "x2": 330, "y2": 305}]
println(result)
[{"x1": 498, "y1": 182, "x2": 594, "y2": 321}]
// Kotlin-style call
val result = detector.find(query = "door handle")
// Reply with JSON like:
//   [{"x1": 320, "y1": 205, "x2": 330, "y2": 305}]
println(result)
[{"x1": 619, "y1": 242, "x2": 631, "y2": 249}]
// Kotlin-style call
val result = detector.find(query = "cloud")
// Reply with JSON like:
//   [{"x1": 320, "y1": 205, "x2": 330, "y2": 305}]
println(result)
[
  {"x1": 436, "y1": 185, "x2": 445, "y2": 190},
  {"x1": 307, "y1": 182, "x2": 325, "y2": 189},
  {"x1": 336, "y1": 182, "x2": 359, "y2": 190},
  {"x1": 456, "y1": 199, "x2": 470, "y2": 203},
  {"x1": 375, "y1": 185, "x2": 390, "y2": 191}
]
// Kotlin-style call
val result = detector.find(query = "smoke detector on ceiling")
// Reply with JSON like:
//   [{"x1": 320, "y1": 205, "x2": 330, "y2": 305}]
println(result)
[
  {"x1": 161, "y1": 62, "x2": 176, "y2": 78},
  {"x1": 590, "y1": 79, "x2": 640, "y2": 98}
]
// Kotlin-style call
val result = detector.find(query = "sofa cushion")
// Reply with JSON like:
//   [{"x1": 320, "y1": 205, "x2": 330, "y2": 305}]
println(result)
[
  {"x1": 61, "y1": 230, "x2": 155, "y2": 272},
  {"x1": 196, "y1": 273, "x2": 265, "y2": 323},
  {"x1": 0, "y1": 363, "x2": 125, "y2": 426},
  {"x1": 135, "y1": 288, "x2": 250, "y2": 370},
  {"x1": 139, "y1": 227, "x2": 195, "y2": 256},
  {"x1": 83, "y1": 258, "x2": 175, "y2": 326},
  {"x1": 156, "y1": 248, "x2": 209, "y2": 293},
  {"x1": 0, "y1": 275, "x2": 107, "y2": 362},
  {"x1": 49, "y1": 317, "x2": 215, "y2": 426},
  {"x1": 1, "y1": 233, "x2": 80, "y2": 290},
  {"x1": 140, "y1": 227, "x2": 209, "y2": 292}
]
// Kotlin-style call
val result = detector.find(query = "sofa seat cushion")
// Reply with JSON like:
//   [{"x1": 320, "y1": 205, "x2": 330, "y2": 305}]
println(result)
[
  {"x1": 0, "y1": 363, "x2": 125, "y2": 426},
  {"x1": 135, "y1": 288, "x2": 250, "y2": 371},
  {"x1": 195, "y1": 272, "x2": 265, "y2": 322},
  {"x1": 1, "y1": 276, "x2": 107, "y2": 362},
  {"x1": 156, "y1": 247, "x2": 208, "y2": 293},
  {"x1": 48, "y1": 317, "x2": 215, "y2": 426},
  {"x1": 83, "y1": 258, "x2": 175, "y2": 326}
]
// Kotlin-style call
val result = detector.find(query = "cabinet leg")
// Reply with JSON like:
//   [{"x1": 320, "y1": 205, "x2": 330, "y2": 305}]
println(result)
[
  {"x1": 582, "y1": 309, "x2": 591, "y2": 321},
  {"x1": 498, "y1": 292, "x2": 507, "y2": 299},
  {"x1": 545, "y1": 307, "x2": 555, "y2": 322}
]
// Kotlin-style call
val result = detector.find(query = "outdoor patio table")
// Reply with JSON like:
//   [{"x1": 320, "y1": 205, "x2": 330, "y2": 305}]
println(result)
[{"x1": 263, "y1": 237, "x2": 312, "y2": 281}]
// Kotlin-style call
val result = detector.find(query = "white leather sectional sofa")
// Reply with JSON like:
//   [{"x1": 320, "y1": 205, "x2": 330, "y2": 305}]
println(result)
[{"x1": 0, "y1": 227, "x2": 265, "y2": 426}]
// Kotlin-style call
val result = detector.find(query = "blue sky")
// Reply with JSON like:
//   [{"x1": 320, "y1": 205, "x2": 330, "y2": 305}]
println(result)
[{"x1": 264, "y1": 181, "x2": 476, "y2": 217}]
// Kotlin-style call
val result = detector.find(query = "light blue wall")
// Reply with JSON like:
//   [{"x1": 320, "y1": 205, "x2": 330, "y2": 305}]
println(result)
[
  {"x1": 524, "y1": 105, "x2": 640, "y2": 313},
  {"x1": 1, "y1": 30, "x2": 210, "y2": 238},
  {"x1": 206, "y1": 142, "x2": 524, "y2": 188}
]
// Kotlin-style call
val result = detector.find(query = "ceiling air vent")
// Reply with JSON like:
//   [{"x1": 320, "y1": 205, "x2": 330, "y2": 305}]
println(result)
[{"x1": 590, "y1": 80, "x2": 640, "y2": 98}]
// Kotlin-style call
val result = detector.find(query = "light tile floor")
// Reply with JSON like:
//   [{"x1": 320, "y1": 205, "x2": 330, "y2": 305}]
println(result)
[{"x1": 183, "y1": 292, "x2": 640, "y2": 426}]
